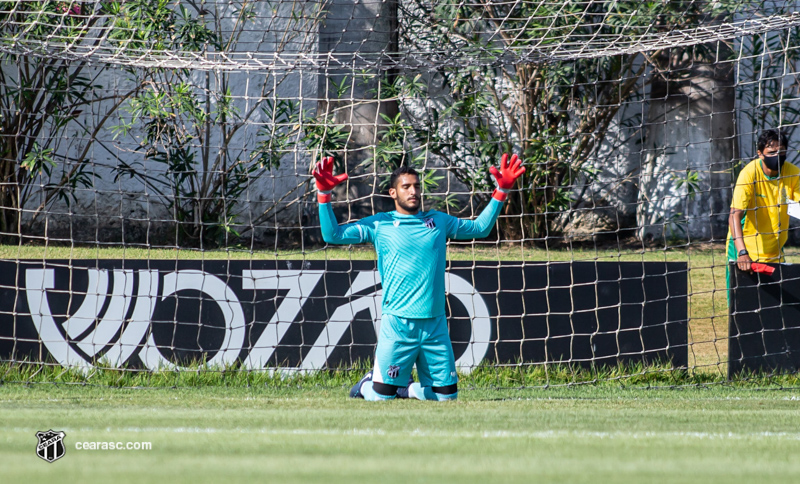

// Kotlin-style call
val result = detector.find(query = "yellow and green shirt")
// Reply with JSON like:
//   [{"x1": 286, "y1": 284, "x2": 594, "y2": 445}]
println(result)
[{"x1": 727, "y1": 158, "x2": 800, "y2": 262}]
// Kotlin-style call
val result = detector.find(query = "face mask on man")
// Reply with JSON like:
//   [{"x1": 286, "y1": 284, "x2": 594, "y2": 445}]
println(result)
[{"x1": 763, "y1": 154, "x2": 784, "y2": 172}]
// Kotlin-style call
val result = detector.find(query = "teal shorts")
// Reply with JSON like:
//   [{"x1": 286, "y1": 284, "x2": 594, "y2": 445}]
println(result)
[{"x1": 372, "y1": 313, "x2": 458, "y2": 388}]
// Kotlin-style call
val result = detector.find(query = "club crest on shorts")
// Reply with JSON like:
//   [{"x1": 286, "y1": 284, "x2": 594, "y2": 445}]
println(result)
[
  {"x1": 424, "y1": 218, "x2": 435, "y2": 229},
  {"x1": 387, "y1": 365, "x2": 400, "y2": 379},
  {"x1": 35, "y1": 430, "x2": 66, "y2": 463}
]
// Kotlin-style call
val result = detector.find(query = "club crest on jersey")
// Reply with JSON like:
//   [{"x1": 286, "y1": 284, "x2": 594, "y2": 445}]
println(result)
[
  {"x1": 387, "y1": 365, "x2": 400, "y2": 379},
  {"x1": 424, "y1": 218, "x2": 435, "y2": 229}
]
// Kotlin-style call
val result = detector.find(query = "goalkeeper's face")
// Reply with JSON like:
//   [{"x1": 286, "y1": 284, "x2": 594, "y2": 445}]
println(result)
[{"x1": 390, "y1": 174, "x2": 421, "y2": 214}]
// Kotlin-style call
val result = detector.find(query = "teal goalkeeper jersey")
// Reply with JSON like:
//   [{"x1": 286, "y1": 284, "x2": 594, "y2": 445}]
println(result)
[{"x1": 319, "y1": 199, "x2": 504, "y2": 318}]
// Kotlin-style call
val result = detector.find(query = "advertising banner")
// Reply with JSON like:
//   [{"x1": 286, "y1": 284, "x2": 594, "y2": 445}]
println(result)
[
  {"x1": 0, "y1": 260, "x2": 688, "y2": 370},
  {"x1": 729, "y1": 263, "x2": 800, "y2": 377}
]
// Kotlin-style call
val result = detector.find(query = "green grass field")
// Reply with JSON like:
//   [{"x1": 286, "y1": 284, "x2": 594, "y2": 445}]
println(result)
[
  {"x1": 3, "y1": 244, "x2": 800, "y2": 482},
  {"x1": 2, "y1": 384, "x2": 800, "y2": 483}
]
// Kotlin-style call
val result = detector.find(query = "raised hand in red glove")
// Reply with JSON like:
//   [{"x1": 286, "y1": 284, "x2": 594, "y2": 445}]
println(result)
[
  {"x1": 313, "y1": 156, "x2": 348, "y2": 203},
  {"x1": 489, "y1": 153, "x2": 525, "y2": 201}
]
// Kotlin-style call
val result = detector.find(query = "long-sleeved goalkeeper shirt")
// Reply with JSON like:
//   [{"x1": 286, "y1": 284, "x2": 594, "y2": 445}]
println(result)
[{"x1": 319, "y1": 199, "x2": 504, "y2": 318}]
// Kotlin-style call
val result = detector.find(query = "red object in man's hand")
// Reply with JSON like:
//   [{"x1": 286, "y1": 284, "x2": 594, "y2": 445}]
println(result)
[
  {"x1": 751, "y1": 263, "x2": 776, "y2": 275},
  {"x1": 489, "y1": 153, "x2": 525, "y2": 201},
  {"x1": 313, "y1": 156, "x2": 348, "y2": 203}
]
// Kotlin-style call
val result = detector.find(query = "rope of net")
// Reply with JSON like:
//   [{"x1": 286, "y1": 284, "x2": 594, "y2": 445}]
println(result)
[{"x1": 0, "y1": 8, "x2": 798, "y2": 71}]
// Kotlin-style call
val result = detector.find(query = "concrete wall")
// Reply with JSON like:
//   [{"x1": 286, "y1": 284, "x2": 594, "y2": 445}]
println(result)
[
  {"x1": 13, "y1": 4, "x2": 800, "y2": 248},
  {"x1": 21, "y1": 1, "x2": 320, "y2": 247},
  {"x1": 637, "y1": 62, "x2": 737, "y2": 245}
]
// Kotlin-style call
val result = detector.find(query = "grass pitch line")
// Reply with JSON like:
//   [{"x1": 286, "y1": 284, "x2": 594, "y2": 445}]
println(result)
[{"x1": 8, "y1": 426, "x2": 800, "y2": 441}]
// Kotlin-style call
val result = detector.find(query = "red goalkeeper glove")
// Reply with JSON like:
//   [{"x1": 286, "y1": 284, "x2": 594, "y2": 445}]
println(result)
[
  {"x1": 489, "y1": 153, "x2": 525, "y2": 201},
  {"x1": 751, "y1": 263, "x2": 775, "y2": 275},
  {"x1": 313, "y1": 156, "x2": 348, "y2": 203}
]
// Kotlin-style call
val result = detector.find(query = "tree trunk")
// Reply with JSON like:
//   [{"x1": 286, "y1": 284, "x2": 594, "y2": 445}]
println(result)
[
  {"x1": 317, "y1": 0, "x2": 398, "y2": 219},
  {"x1": 637, "y1": 50, "x2": 736, "y2": 245},
  {"x1": 0, "y1": 141, "x2": 20, "y2": 242}
]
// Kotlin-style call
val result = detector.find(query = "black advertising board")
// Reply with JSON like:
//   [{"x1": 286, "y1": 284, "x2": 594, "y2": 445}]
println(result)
[
  {"x1": 729, "y1": 263, "x2": 800, "y2": 377},
  {"x1": 0, "y1": 260, "x2": 688, "y2": 371}
]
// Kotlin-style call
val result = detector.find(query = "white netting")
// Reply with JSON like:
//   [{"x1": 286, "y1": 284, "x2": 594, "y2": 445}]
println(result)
[
  {"x1": 0, "y1": 2, "x2": 798, "y2": 69},
  {"x1": 1, "y1": 0, "x2": 800, "y2": 385}
]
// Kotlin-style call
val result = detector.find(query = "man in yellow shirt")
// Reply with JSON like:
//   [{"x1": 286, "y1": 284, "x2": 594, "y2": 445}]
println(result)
[{"x1": 728, "y1": 129, "x2": 799, "y2": 288}]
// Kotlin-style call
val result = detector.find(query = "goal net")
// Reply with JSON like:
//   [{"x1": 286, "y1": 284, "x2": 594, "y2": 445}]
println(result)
[{"x1": 2, "y1": 0, "x2": 800, "y2": 386}]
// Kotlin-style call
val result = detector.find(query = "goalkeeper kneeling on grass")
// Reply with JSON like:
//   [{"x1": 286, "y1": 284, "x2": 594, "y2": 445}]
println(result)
[{"x1": 313, "y1": 154, "x2": 524, "y2": 401}]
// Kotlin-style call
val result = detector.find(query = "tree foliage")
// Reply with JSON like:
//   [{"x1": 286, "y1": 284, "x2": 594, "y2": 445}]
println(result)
[
  {"x1": 111, "y1": 1, "x2": 325, "y2": 248},
  {"x1": 381, "y1": 0, "x2": 736, "y2": 240}
]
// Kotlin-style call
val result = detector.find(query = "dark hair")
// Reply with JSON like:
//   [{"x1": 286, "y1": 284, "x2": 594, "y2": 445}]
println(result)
[
  {"x1": 757, "y1": 129, "x2": 788, "y2": 153},
  {"x1": 389, "y1": 166, "x2": 419, "y2": 190}
]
